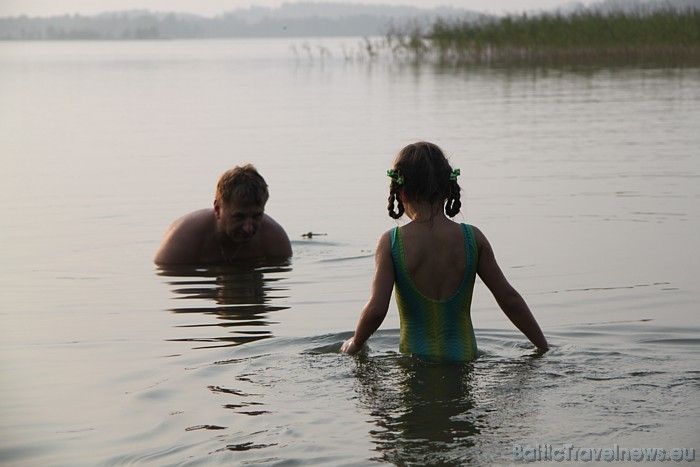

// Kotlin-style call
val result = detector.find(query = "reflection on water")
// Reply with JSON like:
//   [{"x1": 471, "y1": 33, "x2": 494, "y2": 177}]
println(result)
[
  {"x1": 351, "y1": 355, "x2": 478, "y2": 465},
  {"x1": 338, "y1": 321, "x2": 700, "y2": 465},
  {"x1": 348, "y1": 343, "x2": 550, "y2": 465},
  {"x1": 147, "y1": 259, "x2": 700, "y2": 465},
  {"x1": 157, "y1": 260, "x2": 292, "y2": 349}
]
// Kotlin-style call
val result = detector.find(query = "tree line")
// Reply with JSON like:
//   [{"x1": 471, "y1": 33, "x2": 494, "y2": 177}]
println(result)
[{"x1": 0, "y1": 4, "x2": 471, "y2": 40}]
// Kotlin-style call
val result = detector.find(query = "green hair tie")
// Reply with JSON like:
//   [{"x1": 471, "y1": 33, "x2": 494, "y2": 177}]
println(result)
[
  {"x1": 387, "y1": 169, "x2": 404, "y2": 185},
  {"x1": 450, "y1": 168, "x2": 461, "y2": 181}
]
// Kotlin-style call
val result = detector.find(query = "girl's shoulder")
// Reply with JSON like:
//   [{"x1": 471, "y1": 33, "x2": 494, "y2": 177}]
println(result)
[
  {"x1": 371, "y1": 229, "x2": 394, "y2": 261},
  {"x1": 463, "y1": 224, "x2": 488, "y2": 250},
  {"x1": 460, "y1": 222, "x2": 481, "y2": 235},
  {"x1": 375, "y1": 229, "x2": 394, "y2": 247}
]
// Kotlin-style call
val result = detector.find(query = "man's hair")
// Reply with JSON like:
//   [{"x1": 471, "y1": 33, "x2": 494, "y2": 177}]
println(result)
[{"x1": 216, "y1": 164, "x2": 269, "y2": 207}]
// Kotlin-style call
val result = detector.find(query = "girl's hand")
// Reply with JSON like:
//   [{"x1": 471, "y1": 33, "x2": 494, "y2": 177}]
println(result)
[{"x1": 341, "y1": 338, "x2": 361, "y2": 355}]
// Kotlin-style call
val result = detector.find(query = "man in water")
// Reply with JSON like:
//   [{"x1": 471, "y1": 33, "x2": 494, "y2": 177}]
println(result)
[{"x1": 154, "y1": 164, "x2": 292, "y2": 265}]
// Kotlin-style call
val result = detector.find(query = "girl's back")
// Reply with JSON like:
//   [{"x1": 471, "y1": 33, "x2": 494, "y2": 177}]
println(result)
[{"x1": 398, "y1": 218, "x2": 467, "y2": 301}]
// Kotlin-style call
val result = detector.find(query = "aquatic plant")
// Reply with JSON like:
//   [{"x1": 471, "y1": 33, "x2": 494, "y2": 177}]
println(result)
[{"x1": 386, "y1": 7, "x2": 700, "y2": 67}]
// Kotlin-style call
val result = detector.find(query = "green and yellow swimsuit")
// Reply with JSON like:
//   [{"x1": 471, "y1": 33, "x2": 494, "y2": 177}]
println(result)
[{"x1": 391, "y1": 223, "x2": 479, "y2": 361}]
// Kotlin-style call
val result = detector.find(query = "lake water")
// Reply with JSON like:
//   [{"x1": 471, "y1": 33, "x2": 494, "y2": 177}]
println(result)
[{"x1": 1, "y1": 38, "x2": 699, "y2": 465}]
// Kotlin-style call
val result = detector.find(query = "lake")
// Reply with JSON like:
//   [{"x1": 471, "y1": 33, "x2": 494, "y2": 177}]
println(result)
[{"x1": 1, "y1": 38, "x2": 699, "y2": 465}]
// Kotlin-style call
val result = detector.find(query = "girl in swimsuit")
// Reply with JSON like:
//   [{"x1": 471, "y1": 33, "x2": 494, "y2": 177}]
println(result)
[{"x1": 341, "y1": 142, "x2": 548, "y2": 360}]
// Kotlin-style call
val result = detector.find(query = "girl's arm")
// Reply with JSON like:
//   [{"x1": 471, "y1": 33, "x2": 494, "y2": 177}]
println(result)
[
  {"x1": 474, "y1": 227, "x2": 549, "y2": 351},
  {"x1": 341, "y1": 231, "x2": 395, "y2": 354}
]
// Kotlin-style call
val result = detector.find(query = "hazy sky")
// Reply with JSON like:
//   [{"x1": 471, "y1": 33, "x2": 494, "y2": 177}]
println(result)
[{"x1": 0, "y1": 0, "x2": 599, "y2": 17}]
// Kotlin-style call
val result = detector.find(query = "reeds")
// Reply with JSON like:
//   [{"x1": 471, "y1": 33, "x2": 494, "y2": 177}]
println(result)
[{"x1": 387, "y1": 8, "x2": 700, "y2": 67}]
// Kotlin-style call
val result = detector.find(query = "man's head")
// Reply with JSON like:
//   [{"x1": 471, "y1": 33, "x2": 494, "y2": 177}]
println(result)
[{"x1": 214, "y1": 164, "x2": 269, "y2": 243}]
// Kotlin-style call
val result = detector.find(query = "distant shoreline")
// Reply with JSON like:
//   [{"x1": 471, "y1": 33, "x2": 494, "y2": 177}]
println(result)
[
  {"x1": 1, "y1": 0, "x2": 698, "y2": 43},
  {"x1": 2, "y1": 2, "x2": 699, "y2": 67},
  {"x1": 0, "y1": 4, "x2": 464, "y2": 41}
]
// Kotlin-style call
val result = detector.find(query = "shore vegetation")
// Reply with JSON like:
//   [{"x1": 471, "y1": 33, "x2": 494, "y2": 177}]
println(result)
[{"x1": 383, "y1": 8, "x2": 700, "y2": 67}]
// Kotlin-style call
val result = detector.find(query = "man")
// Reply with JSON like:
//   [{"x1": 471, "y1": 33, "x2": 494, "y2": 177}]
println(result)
[{"x1": 154, "y1": 164, "x2": 292, "y2": 265}]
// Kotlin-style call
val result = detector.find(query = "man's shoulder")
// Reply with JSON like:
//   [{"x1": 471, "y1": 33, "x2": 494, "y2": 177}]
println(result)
[
  {"x1": 261, "y1": 213, "x2": 284, "y2": 229},
  {"x1": 260, "y1": 214, "x2": 293, "y2": 256},
  {"x1": 170, "y1": 209, "x2": 215, "y2": 234},
  {"x1": 154, "y1": 209, "x2": 215, "y2": 265}
]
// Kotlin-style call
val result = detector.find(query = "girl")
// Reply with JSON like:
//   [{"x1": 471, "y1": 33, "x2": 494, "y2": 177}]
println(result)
[{"x1": 341, "y1": 142, "x2": 548, "y2": 360}]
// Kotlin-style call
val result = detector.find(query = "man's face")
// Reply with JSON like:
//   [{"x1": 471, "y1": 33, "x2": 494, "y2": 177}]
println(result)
[{"x1": 215, "y1": 200, "x2": 265, "y2": 243}]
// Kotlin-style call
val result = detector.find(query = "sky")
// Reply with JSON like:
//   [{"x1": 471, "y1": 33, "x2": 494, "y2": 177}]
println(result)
[{"x1": 0, "y1": 0, "x2": 601, "y2": 18}]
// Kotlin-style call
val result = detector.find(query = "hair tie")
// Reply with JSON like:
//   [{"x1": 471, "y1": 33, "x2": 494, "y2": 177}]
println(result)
[
  {"x1": 387, "y1": 169, "x2": 404, "y2": 185},
  {"x1": 450, "y1": 168, "x2": 461, "y2": 181}
]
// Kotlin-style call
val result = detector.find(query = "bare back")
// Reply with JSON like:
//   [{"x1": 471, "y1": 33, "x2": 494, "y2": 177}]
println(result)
[{"x1": 398, "y1": 218, "x2": 467, "y2": 300}]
